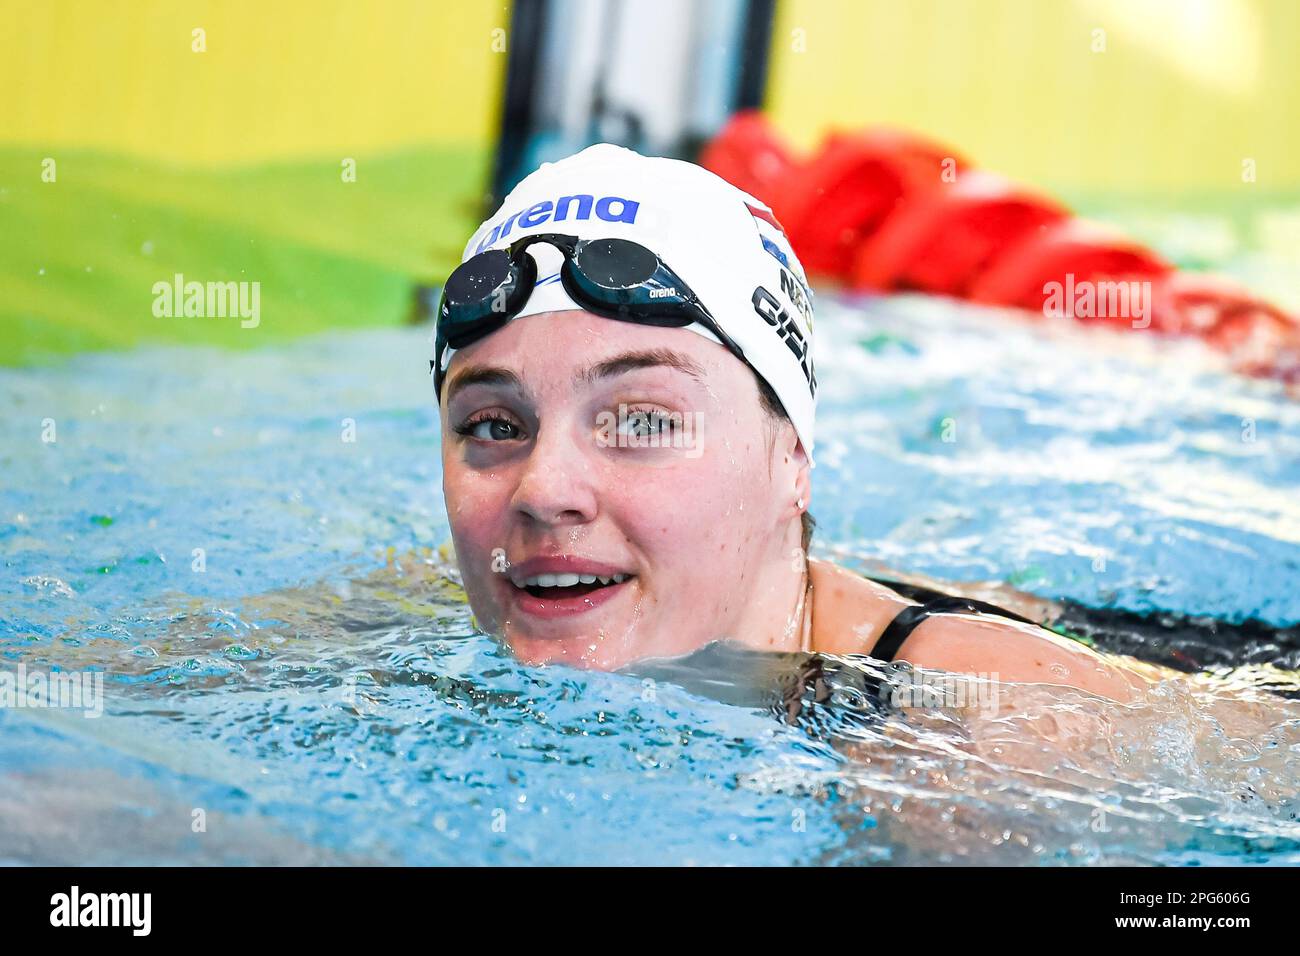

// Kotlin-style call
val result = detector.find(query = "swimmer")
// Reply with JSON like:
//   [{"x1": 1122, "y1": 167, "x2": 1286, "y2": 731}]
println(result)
[{"x1": 433, "y1": 143, "x2": 1156, "y2": 701}]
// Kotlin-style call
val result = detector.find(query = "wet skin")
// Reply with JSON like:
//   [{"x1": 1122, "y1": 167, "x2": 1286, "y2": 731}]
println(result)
[{"x1": 440, "y1": 309, "x2": 1158, "y2": 700}]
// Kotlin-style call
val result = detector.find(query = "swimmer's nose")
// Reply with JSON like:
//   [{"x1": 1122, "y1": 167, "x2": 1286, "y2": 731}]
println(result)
[{"x1": 509, "y1": 427, "x2": 598, "y2": 528}]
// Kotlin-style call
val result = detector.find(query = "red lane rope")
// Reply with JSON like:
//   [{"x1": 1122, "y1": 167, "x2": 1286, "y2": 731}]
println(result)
[{"x1": 700, "y1": 111, "x2": 1300, "y2": 385}]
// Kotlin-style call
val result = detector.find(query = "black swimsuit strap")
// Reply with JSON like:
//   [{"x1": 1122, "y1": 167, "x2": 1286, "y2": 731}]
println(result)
[
  {"x1": 780, "y1": 586, "x2": 1044, "y2": 725},
  {"x1": 869, "y1": 595, "x2": 1039, "y2": 663}
]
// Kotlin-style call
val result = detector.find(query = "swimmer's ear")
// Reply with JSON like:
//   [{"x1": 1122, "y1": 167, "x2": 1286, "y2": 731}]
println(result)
[{"x1": 780, "y1": 428, "x2": 812, "y2": 515}]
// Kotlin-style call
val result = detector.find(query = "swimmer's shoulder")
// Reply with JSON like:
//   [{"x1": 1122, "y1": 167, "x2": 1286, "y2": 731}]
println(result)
[
  {"x1": 895, "y1": 612, "x2": 1153, "y2": 701},
  {"x1": 806, "y1": 558, "x2": 914, "y2": 655},
  {"x1": 806, "y1": 558, "x2": 1153, "y2": 702}
]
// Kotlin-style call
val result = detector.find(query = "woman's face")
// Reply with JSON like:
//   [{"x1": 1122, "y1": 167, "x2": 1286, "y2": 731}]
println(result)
[{"x1": 439, "y1": 310, "x2": 806, "y2": 670}]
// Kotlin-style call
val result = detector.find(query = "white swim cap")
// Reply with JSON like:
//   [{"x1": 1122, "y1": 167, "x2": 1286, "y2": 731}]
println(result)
[{"x1": 443, "y1": 143, "x2": 818, "y2": 462}]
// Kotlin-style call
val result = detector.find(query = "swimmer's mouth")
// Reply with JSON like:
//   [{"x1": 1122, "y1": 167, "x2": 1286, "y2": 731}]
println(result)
[{"x1": 509, "y1": 572, "x2": 632, "y2": 600}]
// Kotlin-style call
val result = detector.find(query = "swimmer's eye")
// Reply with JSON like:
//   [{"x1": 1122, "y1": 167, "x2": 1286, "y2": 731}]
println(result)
[
  {"x1": 617, "y1": 406, "x2": 683, "y2": 441},
  {"x1": 453, "y1": 413, "x2": 524, "y2": 442}
]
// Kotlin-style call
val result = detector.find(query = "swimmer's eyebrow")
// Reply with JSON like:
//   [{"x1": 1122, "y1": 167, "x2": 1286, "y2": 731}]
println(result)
[
  {"x1": 578, "y1": 349, "x2": 707, "y2": 387},
  {"x1": 444, "y1": 366, "x2": 524, "y2": 404},
  {"x1": 445, "y1": 349, "x2": 706, "y2": 404}
]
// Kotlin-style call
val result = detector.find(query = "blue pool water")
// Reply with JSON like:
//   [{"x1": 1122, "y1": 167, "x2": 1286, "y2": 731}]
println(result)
[{"x1": 3, "y1": 294, "x2": 1299, "y2": 864}]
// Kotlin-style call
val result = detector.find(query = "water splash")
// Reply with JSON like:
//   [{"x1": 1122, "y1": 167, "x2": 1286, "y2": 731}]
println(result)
[{"x1": 2, "y1": 295, "x2": 1298, "y2": 864}]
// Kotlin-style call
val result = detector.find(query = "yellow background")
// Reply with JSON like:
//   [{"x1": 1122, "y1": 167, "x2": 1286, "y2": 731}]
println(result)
[
  {"x1": 767, "y1": 0, "x2": 1300, "y2": 195},
  {"x1": 4, "y1": 0, "x2": 1293, "y2": 188},
  {"x1": 3, "y1": 0, "x2": 1295, "y2": 363},
  {"x1": 2, "y1": 0, "x2": 505, "y2": 164}
]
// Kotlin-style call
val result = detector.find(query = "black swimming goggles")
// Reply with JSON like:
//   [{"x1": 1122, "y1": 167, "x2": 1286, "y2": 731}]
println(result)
[{"x1": 431, "y1": 232, "x2": 747, "y2": 399}]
